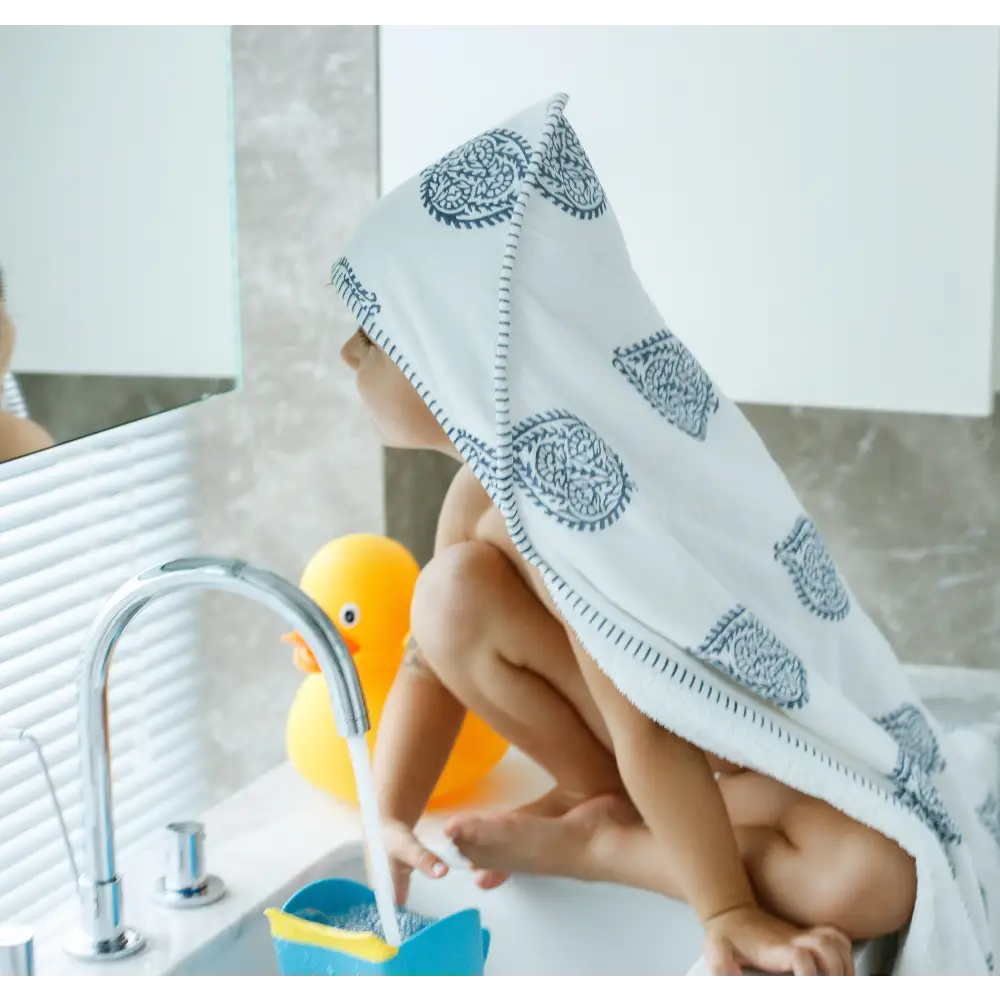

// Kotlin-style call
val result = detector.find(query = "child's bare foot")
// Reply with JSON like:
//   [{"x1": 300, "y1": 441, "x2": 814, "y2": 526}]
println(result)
[
  {"x1": 449, "y1": 787, "x2": 597, "y2": 889},
  {"x1": 507, "y1": 785, "x2": 598, "y2": 819},
  {"x1": 445, "y1": 792, "x2": 638, "y2": 888}
]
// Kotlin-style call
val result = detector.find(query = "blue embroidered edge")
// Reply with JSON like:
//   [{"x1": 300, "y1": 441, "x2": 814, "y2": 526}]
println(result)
[
  {"x1": 330, "y1": 265, "x2": 462, "y2": 459},
  {"x1": 452, "y1": 430, "x2": 497, "y2": 496},
  {"x1": 510, "y1": 407, "x2": 635, "y2": 532},
  {"x1": 331, "y1": 257, "x2": 382, "y2": 327},
  {"x1": 330, "y1": 97, "x2": 988, "y2": 968},
  {"x1": 773, "y1": 515, "x2": 851, "y2": 622}
]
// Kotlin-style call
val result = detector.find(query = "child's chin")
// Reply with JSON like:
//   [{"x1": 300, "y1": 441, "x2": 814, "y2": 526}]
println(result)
[
  {"x1": 371, "y1": 415, "x2": 446, "y2": 453},
  {"x1": 375, "y1": 423, "x2": 421, "y2": 451}
]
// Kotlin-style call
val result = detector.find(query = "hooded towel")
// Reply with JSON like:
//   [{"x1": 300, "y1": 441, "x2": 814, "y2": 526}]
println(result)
[{"x1": 333, "y1": 94, "x2": 1000, "y2": 974}]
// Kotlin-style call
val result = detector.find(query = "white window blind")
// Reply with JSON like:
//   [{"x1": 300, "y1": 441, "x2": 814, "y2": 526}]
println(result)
[{"x1": 0, "y1": 409, "x2": 204, "y2": 925}]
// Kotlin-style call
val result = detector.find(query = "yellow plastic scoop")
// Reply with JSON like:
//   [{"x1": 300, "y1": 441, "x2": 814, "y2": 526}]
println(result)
[{"x1": 264, "y1": 907, "x2": 399, "y2": 964}]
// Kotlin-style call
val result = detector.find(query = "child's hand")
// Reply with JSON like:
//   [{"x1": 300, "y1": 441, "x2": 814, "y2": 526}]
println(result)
[
  {"x1": 703, "y1": 904, "x2": 854, "y2": 975},
  {"x1": 379, "y1": 819, "x2": 449, "y2": 905}
]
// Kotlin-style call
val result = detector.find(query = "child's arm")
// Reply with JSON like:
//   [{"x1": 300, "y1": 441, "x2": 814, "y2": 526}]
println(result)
[
  {"x1": 374, "y1": 635, "x2": 465, "y2": 831},
  {"x1": 374, "y1": 634, "x2": 466, "y2": 904},
  {"x1": 372, "y1": 467, "x2": 471, "y2": 902},
  {"x1": 610, "y1": 699, "x2": 756, "y2": 922},
  {"x1": 564, "y1": 614, "x2": 753, "y2": 920}
]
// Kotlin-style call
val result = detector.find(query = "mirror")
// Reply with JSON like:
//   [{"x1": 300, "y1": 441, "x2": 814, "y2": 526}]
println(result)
[{"x1": 0, "y1": 26, "x2": 241, "y2": 464}]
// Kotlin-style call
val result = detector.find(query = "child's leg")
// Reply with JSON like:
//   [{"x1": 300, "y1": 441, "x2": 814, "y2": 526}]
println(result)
[
  {"x1": 412, "y1": 540, "x2": 625, "y2": 802},
  {"x1": 415, "y1": 540, "x2": 915, "y2": 940},
  {"x1": 449, "y1": 772, "x2": 916, "y2": 940},
  {"x1": 412, "y1": 539, "x2": 634, "y2": 888}
]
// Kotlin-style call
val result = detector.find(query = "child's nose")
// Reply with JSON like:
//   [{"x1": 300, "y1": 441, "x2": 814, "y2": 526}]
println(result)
[{"x1": 340, "y1": 331, "x2": 364, "y2": 371}]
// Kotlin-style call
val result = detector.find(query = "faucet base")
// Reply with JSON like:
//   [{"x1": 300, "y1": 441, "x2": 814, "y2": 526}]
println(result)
[
  {"x1": 153, "y1": 873, "x2": 227, "y2": 909},
  {"x1": 64, "y1": 927, "x2": 145, "y2": 963}
]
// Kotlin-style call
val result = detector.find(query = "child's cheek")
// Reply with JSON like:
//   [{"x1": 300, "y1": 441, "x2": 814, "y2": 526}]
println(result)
[{"x1": 355, "y1": 367, "x2": 391, "y2": 423}]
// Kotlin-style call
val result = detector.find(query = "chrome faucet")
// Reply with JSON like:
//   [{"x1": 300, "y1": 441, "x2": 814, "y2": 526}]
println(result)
[{"x1": 66, "y1": 557, "x2": 370, "y2": 962}]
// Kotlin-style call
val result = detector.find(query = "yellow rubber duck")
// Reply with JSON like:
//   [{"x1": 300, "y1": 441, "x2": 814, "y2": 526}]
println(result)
[{"x1": 283, "y1": 534, "x2": 507, "y2": 807}]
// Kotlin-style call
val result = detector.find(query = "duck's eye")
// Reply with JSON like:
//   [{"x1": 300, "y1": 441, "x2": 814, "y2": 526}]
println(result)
[{"x1": 338, "y1": 603, "x2": 360, "y2": 628}]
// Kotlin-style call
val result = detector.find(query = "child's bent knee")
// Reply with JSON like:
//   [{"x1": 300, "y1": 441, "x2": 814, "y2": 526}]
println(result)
[
  {"x1": 811, "y1": 830, "x2": 916, "y2": 938},
  {"x1": 411, "y1": 541, "x2": 513, "y2": 667}
]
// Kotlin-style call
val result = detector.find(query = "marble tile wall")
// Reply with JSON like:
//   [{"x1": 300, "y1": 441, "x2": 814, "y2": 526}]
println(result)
[
  {"x1": 199, "y1": 26, "x2": 999, "y2": 803},
  {"x1": 192, "y1": 27, "x2": 382, "y2": 803}
]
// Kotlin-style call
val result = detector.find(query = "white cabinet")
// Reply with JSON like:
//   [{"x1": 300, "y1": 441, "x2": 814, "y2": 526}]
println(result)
[{"x1": 379, "y1": 27, "x2": 999, "y2": 416}]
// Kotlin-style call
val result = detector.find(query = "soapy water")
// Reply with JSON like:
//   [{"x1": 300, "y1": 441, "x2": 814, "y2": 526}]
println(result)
[
  {"x1": 346, "y1": 735, "x2": 403, "y2": 947},
  {"x1": 298, "y1": 903, "x2": 434, "y2": 941}
]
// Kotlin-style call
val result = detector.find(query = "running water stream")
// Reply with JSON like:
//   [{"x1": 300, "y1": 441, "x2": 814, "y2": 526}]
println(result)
[{"x1": 346, "y1": 734, "x2": 403, "y2": 947}]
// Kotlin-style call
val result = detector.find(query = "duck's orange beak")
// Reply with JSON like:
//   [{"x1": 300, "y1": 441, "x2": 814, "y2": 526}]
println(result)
[
  {"x1": 281, "y1": 631, "x2": 319, "y2": 673},
  {"x1": 281, "y1": 630, "x2": 360, "y2": 673}
]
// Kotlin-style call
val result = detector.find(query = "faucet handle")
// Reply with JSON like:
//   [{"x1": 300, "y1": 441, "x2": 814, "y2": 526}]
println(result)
[
  {"x1": 153, "y1": 821, "x2": 226, "y2": 908},
  {"x1": 0, "y1": 925, "x2": 34, "y2": 976}
]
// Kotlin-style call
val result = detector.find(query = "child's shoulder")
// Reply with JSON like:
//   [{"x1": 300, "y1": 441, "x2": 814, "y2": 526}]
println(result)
[{"x1": 434, "y1": 464, "x2": 491, "y2": 553}]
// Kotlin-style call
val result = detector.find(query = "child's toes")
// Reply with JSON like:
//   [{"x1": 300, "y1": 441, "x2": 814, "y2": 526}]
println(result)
[
  {"x1": 447, "y1": 813, "x2": 493, "y2": 846},
  {"x1": 474, "y1": 869, "x2": 509, "y2": 890}
]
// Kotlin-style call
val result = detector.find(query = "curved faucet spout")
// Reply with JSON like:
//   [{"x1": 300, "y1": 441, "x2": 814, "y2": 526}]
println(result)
[{"x1": 70, "y1": 556, "x2": 369, "y2": 961}]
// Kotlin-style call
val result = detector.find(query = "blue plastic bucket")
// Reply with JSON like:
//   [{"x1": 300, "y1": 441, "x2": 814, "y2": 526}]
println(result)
[{"x1": 265, "y1": 878, "x2": 490, "y2": 976}]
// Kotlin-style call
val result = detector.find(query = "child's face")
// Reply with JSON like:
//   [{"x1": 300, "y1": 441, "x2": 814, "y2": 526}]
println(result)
[{"x1": 341, "y1": 328, "x2": 452, "y2": 452}]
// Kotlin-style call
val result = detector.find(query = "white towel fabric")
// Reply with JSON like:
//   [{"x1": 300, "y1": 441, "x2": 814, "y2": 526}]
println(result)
[{"x1": 334, "y1": 94, "x2": 999, "y2": 974}]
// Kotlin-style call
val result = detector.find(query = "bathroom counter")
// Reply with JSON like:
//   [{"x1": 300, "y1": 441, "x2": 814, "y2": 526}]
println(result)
[{"x1": 31, "y1": 752, "x2": 552, "y2": 977}]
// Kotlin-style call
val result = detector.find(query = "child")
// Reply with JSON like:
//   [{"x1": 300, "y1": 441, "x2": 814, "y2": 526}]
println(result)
[{"x1": 333, "y1": 96, "x2": 998, "y2": 976}]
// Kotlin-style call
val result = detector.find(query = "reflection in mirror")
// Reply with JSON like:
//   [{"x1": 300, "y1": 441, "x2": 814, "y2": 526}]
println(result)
[{"x1": 0, "y1": 26, "x2": 241, "y2": 465}]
